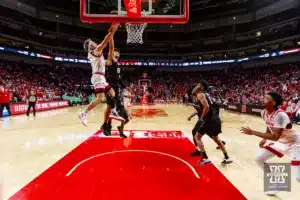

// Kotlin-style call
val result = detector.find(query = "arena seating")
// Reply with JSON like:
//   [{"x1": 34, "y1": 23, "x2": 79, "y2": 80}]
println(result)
[
  {"x1": 1, "y1": 61, "x2": 299, "y2": 123},
  {"x1": 0, "y1": 62, "x2": 90, "y2": 102}
]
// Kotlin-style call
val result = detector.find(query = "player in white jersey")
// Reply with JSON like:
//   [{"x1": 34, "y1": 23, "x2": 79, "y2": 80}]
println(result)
[
  {"x1": 78, "y1": 24, "x2": 124, "y2": 127},
  {"x1": 240, "y1": 92, "x2": 300, "y2": 195}
]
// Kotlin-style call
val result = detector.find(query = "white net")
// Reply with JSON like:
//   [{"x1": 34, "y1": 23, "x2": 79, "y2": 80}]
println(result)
[{"x1": 125, "y1": 23, "x2": 147, "y2": 44}]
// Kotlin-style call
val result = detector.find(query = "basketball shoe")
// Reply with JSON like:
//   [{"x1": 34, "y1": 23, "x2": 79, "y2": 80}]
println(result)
[
  {"x1": 78, "y1": 112, "x2": 87, "y2": 126},
  {"x1": 199, "y1": 158, "x2": 211, "y2": 165},
  {"x1": 109, "y1": 109, "x2": 125, "y2": 121},
  {"x1": 117, "y1": 126, "x2": 127, "y2": 138},
  {"x1": 101, "y1": 122, "x2": 111, "y2": 136},
  {"x1": 221, "y1": 158, "x2": 233, "y2": 164}
]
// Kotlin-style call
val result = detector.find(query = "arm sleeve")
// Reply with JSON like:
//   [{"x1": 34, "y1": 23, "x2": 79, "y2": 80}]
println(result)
[{"x1": 274, "y1": 112, "x2": 290, "y2": 128}]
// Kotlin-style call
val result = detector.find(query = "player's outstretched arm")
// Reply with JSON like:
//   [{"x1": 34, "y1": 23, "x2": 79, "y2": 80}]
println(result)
[
  {"x1": 240, "y1": 127, "x2": 283, "y2": 141},
  {"x1": 188, "y1": 112, "x2": 198, "y2": 121},
  {"x1": 108, "y1": 38, "x2": 116, "y2": 63},
  {"x1": 259, "y1": 128, "x2": 270, "y2": 147},
  {"x1": 186, "y1": 102, "x2": 200, "y2": 108},
  {"x1": 94, "y1": 24, "x2": 119, "y2": 55}
]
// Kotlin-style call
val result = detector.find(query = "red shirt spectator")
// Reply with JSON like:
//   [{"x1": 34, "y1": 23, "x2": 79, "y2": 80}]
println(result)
[{"x1": 279, "y1": 101, "x2": 288, "y2": 111}]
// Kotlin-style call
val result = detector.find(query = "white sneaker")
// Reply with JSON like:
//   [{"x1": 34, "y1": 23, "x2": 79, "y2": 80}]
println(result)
[
  {"x1": 199, "y1": 158, "x2": 211, "y2": 165},
  {"x1": 222, "y1": 158, "x2": 233, "y2": 164},
  {"x1": 78, "y1": 112, "x2": 87, "y2": 126},
  {"x1": 265, "y1": 190, "x2": 279, "y2": 196},
  {"x1": 109, "y1": 110, "x2": 125, "y2": 121}
]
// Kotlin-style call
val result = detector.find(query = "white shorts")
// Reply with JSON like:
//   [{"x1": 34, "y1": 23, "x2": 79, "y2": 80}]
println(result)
[
  {"x1": 264, "y1": 141, "x2": 300, "y2": 165},
  {"x1": 91, "y1": 74, "x2": 111, "y2": 94}
]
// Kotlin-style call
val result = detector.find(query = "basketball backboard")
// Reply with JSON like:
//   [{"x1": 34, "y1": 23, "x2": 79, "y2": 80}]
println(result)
[{"x1": 80, "y1": 0, "x2": 189, "y2": 24}]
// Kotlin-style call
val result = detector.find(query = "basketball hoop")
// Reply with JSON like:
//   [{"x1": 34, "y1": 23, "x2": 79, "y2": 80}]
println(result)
[{"x1": 125, "y1": 22, "x2": 147, "y2": 44}]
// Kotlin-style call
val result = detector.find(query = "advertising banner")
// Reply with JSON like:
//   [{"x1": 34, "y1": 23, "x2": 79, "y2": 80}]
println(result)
[
  {"x1": 9, "y1": 100, "x2": 69, "y2": 115},
  {"x1": 246, "y1": 104, "x2": 264, "y2": 116},
  {"x1": 226, "y1": 104, "x2": 241, "y2": 112}
]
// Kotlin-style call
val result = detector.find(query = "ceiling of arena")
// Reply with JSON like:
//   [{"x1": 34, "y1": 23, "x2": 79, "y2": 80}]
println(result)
[{"x1": 18, "y1": 0, "x2": 280, "y2": 21}]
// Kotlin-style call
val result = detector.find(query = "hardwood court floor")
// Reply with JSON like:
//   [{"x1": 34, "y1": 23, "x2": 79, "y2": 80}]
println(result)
[{"x1": 0, "y1": 104, "x2": 299, "y2": 200}]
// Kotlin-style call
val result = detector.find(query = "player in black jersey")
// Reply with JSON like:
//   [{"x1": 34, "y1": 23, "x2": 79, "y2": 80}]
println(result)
[
  {"x1": 101, "y1": 40, "x2": 130, "y2": 137},
  {"x1": 187, "y1": 98, "x2": 226, "y2": 153},
  {"x1": 187, "y1": 85, "x2": 225, "y2": 152},
  {"x1": 191, "y1": 80, "x2": 232, "y2": 165}
]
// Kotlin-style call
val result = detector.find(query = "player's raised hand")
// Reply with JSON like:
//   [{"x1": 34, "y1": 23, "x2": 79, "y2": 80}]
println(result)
[
  {"x1": 109, "y1": 23, "x2": 120, "y2": 32},
  {"x1": 240, "y1": 127, "x2": 253, "y2": 135}
]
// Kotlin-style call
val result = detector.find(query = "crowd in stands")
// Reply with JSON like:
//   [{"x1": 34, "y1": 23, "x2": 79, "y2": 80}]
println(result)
[
  {"x1": 167, "y1": 63, "x2": 300, "y2": 124},
  {"x1": 0, "y1": 62, "x2": 92, "y2": 103},
  {"x1": 0, "y1": 61, "x2": 299, "y2": 124}
]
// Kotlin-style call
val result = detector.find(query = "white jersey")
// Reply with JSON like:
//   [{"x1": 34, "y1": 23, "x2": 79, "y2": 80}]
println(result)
[
  {"x1": 88, "y1": 50, "x2": 106, "y2": 74},
  {"x1": 261, "y1": 109, "x2": 299, "y2": 145}
]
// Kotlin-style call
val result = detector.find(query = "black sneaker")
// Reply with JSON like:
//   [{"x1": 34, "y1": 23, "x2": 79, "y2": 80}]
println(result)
[
  {"x1": 216, "y1": 141, "x2": 226, "y2": 149},
  {"x1": 190, "y1": 150, "x2": 201, "y2": 156},
  {"x1": 101, "y1": 123, "x2": 111, "y2": 136},
  {"x1": 117, "y1": 126, "x2": 127, "y2": 138}
]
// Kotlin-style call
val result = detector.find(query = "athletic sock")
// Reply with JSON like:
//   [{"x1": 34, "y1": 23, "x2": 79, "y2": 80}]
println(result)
[
  {"x1": 202, "y1": 151, "x2": 208, "y2": 159},
  {"x1": 224, "y1": 152, "x2": 229, "y2": 159}
]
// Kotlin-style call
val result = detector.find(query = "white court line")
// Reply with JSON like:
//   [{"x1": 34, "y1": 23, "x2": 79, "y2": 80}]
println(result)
[{"x1": 65, "y1": 150, "x2": 200, "y2": 179}]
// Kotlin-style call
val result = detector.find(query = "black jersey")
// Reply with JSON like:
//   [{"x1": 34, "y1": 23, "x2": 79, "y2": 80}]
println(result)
[
  {"x1": 106, "y1": 61, "x2": 126, "y2": 90},
  {"x1": 195, "y1": 92, "x2": 218, "y2": 119},
  {"x1": 106, "y1": 61, "x2": 121, "y2": 84}
]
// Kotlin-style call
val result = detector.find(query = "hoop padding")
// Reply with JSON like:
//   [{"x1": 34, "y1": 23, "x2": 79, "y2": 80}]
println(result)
[{"x1": 125, "y1": 23, "x2": 147, "y2": 44}]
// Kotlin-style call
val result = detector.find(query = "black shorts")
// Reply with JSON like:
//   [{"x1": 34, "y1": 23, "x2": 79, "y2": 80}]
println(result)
[
  {"x1": 106, "y1": 85, "x2": 129, "y2": 123},
  {"x1": 194, "y1": 116, "x2": 222, "y2": 137},
  {"x1": 105, "y1": 83, "x2": 120, "y2": 103}
]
